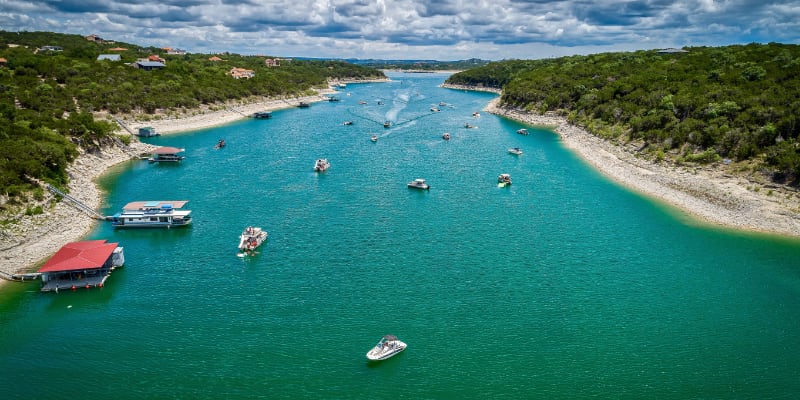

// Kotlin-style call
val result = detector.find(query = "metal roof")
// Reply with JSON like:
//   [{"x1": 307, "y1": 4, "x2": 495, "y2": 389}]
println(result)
[{"x1": 38, "y1": 240, "x2": 119, "y2": 273}]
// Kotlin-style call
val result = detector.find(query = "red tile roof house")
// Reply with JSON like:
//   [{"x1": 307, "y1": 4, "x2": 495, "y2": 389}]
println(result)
[{"x1": 38, "y1": 240, "x2": 125, "y2": 292}]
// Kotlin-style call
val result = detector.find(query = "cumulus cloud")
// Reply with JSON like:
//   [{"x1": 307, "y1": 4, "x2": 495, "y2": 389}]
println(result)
[{"x1": 4, "y1": 0, "x2": 799, "y2": 59}]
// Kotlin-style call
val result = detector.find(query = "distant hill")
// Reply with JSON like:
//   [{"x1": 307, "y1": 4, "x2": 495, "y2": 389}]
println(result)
[{"x1": 292, "y1": 57, "x2": 491, "y2": 71}]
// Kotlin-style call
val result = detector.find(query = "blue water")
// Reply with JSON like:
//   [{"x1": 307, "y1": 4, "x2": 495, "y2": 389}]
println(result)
[{"x1": 2, "y1": 72, "x2": 800, "y2": 399}]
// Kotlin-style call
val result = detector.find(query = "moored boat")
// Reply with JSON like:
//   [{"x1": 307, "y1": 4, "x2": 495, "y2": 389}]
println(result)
[
  {"x1": 498, "y1": 173, "x2": 512, "y2": 187},
  {"x1": 314, "y1": 158, "x2": 331, "y2": 172},
  {"x1": 384, "y1": 121, "x2": 391, "y2": 128},
  {"x1": 508, "y1": 147, "x2": 522, "y2": 155},
  {"x1": 516, "y1": 128, "x2": 529, "y2": 135},
  {"x1": 442, "y1": 132, "x2": 451, "y2": 140},
  {"x1": 111, "y1": 201, "x2": 192, "y2": 228},
  {"x1": 343, "y1": 121, "x2": 353, "y2": 125},
  {"x1": 407, "y1": 178, "x2": 430, "y2": 190},
  {"x1": 148, "y1": 146, "x2": 186, "y2": 163},
  {"x1": 464, "y1": 123, "x2": 476, "y2": 129},
  {"x1": 252, "y1": 111, "x2": 272, "y2": 119},
  {"x1": 298, "y1": 101, "x2": 310, "y2": 108},
  {"x1": 238, "y1": 226, "x2": 268, "y2": 255},
  {"x1": 366, "y1": 335, "x2": 407, "y2": 361},
  {"x1": 370, "y1": 134, "x2": 378, "y2": 142}
]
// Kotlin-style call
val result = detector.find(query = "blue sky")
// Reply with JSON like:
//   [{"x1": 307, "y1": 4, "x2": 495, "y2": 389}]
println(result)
[{"x1": 3, "y1": 0, "x2": 798, "y2": 60}]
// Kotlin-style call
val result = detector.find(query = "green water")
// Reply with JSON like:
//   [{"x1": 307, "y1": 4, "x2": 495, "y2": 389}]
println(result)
[{"x1": 2, "y1": 73, "x2": 800, "y2": 399}]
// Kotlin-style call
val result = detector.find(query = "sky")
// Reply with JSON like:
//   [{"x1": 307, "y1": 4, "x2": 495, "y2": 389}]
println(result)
[{"x1": 2, "y1": 0, "x2": 799, "y2": 60}]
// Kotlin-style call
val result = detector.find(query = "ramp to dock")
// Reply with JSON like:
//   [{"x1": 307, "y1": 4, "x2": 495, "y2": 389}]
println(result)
[{"x1": 45, "y1": 184, "x2": 107, "y2": 220}]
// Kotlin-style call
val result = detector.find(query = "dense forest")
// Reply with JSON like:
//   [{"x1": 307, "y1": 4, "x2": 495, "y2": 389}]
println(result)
[
  {"x1": 447, "y1": 44, "x2": 800, "y2": 185},
  {"x1": 0, "y1": 31, "x2": 384, "y2": 207}
]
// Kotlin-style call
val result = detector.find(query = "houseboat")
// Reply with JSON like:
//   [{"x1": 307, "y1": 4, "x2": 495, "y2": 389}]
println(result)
[
  {"x1": 252, "y1": 111, "x2": 272, "y2": 119},
  {"x1": 38, "y1": 240, "x2": 125, "y2": 292},
  {"x1": 137, "y1": 126, "x2": 160, "y2": 137},
  {"x1": 111, "y1": 200, "x2": 192, "y2": 228},
  {"x1": 148, "y1": 146, "x2": 186, "y2": 163},
  {"x1": 298, "y1": 102, "x2": 310, "y2": 108}
]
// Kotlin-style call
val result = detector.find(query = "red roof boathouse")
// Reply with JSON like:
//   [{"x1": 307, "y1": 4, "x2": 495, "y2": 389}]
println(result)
[{"x1": 38, "y1": 240, "x2": 125, "y2": 292}]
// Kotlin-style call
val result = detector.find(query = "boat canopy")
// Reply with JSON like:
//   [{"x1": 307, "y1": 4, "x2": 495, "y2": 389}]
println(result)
[
  {"x1": 123, "y1": 200, "x2": 189, "y2": 210},
  {"x1": 152, "y1": 146, "x2": 185, "y2": 155}
]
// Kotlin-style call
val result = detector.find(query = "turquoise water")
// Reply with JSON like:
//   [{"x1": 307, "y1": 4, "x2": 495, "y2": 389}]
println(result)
[{"x1": 2, "y1": 72, "x2": 800, "y2": 399}]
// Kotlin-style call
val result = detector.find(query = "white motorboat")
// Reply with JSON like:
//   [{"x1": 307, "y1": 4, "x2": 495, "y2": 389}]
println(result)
[
  {"x1": 516, "y1": 128, "x2": 529, "y2": 135},
  {"x1": 508, "y1": 147, "x2": 523, "y2": 155},
  {"x1": 407, "y1": 178, "x2": 430, "y2": 190},
  {"x1": 238, "y1": 226, "x2": 268, "y2": 255},
  {"x1": 498, "y1": 173, "x2": 512, "y2": 187},
  {"x1": 370, "y1": 134, "x2": 378, "y2": 142},
  {"x1": 366, "y1": 335, "x2": 407, "y2": 361},
  {"x1": 442, "y1": 132, "x2": 451, "y2": 140},
  {"x1": 314, "y1": 158, "x2": 331, "y2": 172}
]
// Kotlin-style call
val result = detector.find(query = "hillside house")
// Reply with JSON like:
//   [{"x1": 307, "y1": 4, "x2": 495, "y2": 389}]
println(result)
[
  {"x1": 208, "y1": 56, "x2": 223, "y2": 62},
  {"x1": 135, "y1": 61, "x2": 166, "y2": 71},
  {"x1": 97, "y1": 54, "x2": 121, "y2": 61},
  {"x1": 229, "y1": 67, "x2": 255, "y2": 79},
  {"x1": 265, "y1": 58, "x2": 281, "y2": 67}
]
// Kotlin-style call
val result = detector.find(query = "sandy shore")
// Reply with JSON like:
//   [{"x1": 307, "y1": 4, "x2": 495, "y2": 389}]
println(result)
[{"x1": 483, "y1": 98, "x2": 800, "y2": 237}]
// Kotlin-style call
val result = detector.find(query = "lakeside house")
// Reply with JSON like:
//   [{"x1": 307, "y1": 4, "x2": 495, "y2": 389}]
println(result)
[
  {"x1": 229, "y1": 67, "x2": 255, "y2": 79},
  {"x1": 38, "y1": 240, "x2": 125, "y2": 292}
]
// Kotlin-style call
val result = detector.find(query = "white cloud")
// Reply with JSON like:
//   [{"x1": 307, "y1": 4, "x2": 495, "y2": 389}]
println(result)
[{"x1": 3, "y1": 0, "x2": 797, "y2": 59}]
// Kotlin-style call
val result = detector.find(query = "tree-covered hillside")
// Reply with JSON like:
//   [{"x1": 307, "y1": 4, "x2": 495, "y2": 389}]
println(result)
[
  {"x1": 0, "y1": 31, "x2": 385, "y2": 205},
  {"x1": 447, "y1": 44, "x2": 800, "y2": 184}
]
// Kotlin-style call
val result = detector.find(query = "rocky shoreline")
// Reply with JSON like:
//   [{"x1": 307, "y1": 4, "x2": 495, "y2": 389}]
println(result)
[{"x1": 482, "y1": 97, "x2": 800, "y2": 237}]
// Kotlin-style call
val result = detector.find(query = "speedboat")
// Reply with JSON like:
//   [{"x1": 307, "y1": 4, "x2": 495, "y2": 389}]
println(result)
[
  {"x1": 370, "y1": 134, "x2": 378, "y2": 142},
  {"x1": 238, "y1": 226, "x2": 268, "y2": 256},
  {"x1": 516, "y1": 128, "x2": 529, "y2": 135},
  {"x1": 508, "y1": 147, "x2": 522, "y2": 155},
  {"x1": 314, "y1": 158, "x2": 330, "y2": 172},
  {"x1": 430, "y1": 106, "x2": 440, "y2": 112},
  {"x1": 343, "y1": 121, "x2": 353, "y2": 125},
  {"x1": 407, "y1": 178, "x2": 430, "y2": 190},
  {"x1": 442, "y1": 132, "x2": 451, "y2": 140},
  {"x1": 498, "y1": 173, "x2": 512, "y2": 187},
  {"x1": 215, "y1": 139, "x2": 226, "y2": 149},
  {"x1": 366, "y1": 335, "x2": 407, "y2": 361}
]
